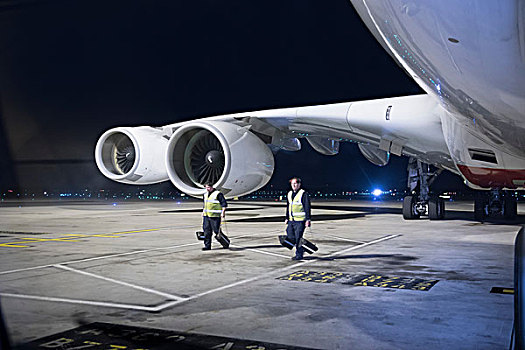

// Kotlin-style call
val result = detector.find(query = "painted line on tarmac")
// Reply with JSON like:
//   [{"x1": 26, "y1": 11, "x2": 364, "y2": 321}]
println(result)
[
  {"x1": 229, "y1": 244, "x2": 290, "y2": 259},
  {"x1": 54, "y1": 264, "x2": 188, "y2": 301},
  {"x1": 324, "y1": 234, "x2": 366, "y2": 244},
  {"x1": 154, "y1": 234, "x2": 402, "y2": 312},
  {"x1": 0, "y1": 234, "x2": 254, "y2": 276},
  {"x1": 0, "y1": 242, "x2": 202, "y2": 276},
  {"x1": 0, "y1": 234, "x2": 400, "y2": 312},
  {"x1": 0, "y1": 292, "x2": 158, "y2": 312},
  {"x1": 0, "y1": 228, "x2": 162, "y2": 248}
]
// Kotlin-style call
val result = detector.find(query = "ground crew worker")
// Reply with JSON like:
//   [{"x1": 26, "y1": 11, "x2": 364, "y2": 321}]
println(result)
[
  {"x1": 285, "y1": 177, "x2": 311, "y2": 260},
  {"x1": 202, "y1": 183, "x2": 227, "y2": 250}
]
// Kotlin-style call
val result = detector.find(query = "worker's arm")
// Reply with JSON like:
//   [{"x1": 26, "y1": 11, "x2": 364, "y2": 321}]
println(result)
[
  {"x1": 218, "y1": 193, "x2": 227, "y2": 218},
  {"x1": 285, "y1": 195, "x2": 289, "y2": 224},
  {"x1": 302, "y1": 192, "x2": 311, "y2": 227}
]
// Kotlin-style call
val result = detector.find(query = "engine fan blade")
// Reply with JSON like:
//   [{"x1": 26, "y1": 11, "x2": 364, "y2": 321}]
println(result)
[
  {"x1": 115, "y1": 145, "x2": 135, "y2": 174},
  {"x1": 189, "y1": 134, "x2": 224, "y2": 185}
]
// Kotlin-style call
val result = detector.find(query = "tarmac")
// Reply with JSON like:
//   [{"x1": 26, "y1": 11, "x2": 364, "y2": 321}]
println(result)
[{"x1": 0, "y1": 198, "x2": 523, "y2": 349}]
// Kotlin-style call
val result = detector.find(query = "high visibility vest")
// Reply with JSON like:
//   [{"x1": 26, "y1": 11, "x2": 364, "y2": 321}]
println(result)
[
  {"x1": 288, "y1": 189, "x2": 306, "y2": 221},
  {"x1": 204, "y1": 190, "x2": 222, "y2": 217}
]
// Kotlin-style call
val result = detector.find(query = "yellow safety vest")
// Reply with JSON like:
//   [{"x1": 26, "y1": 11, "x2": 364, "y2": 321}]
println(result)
[
  {"x1": 288, "y1": 189, "x2": 306, "y2": 221},
  {"x1": 204, "y1": 190, "x2": 222, "y2": 217}
]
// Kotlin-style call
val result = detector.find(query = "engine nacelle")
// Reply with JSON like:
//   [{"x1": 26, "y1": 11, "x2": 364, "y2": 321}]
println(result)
[
  {"x1": 95, "y1": 127, "x2": 169, "y2": 184},
  {"x1": 166, "y1": 121, "x2": 275, "y2": 198}
]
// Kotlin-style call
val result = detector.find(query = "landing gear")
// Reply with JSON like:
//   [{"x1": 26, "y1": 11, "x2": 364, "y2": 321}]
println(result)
[
  {"x1": 474, "y1": 189, "x2": 517, "y2": 221},
  {"x1": 402, "y1": 158, "x2": 444, "y2": 220}
]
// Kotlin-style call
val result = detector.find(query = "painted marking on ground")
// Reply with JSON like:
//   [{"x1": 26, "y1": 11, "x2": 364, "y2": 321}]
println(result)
[
  {"x1": 0, "y1": 234, "x2": 401, "y2": 311},
  {"x1": 278, "y1": 271, "x2": 345, "y2": 283},
  {"x1": 324, "y1": 234, "x2": 366, "y2": 244},
  {"x1": 229, "y1": 244, "x2": 290, "y2": 259},
  {"x1": 0, "y1": 241, "x2": 202, "y2": 275},
  {"x1": 490, "y1": 287, "x2": 514, "y2": 295},
  {"x1": 0, "y1": 233, "x2": 254, "y2": 276},
  {"x1": 0, "y1": 228, "x2": 160, "y2": 248},
  {"x1": 54, "y1": 264, "x2": 187, "y2": 301},
  {"x1": 154, "y1": 234, "x2": 401, "y2": 312},
  {"x1": 278, "y1": 270, "x2": 439, "y2": 291},
  {"x1": 22, "y1": 322, "x2": 317, "y2": 350}
]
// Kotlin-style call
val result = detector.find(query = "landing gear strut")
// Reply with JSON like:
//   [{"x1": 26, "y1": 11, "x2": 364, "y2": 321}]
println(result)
[
  {"x1": 402, "y1": 158, "x2": 444, "y2": 220},
  {"x1": 474, "y1": 189, "x2": 517, "y2": 221}
]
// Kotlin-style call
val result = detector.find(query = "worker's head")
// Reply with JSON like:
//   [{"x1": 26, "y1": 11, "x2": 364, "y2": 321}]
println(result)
[
  {"x1": 204, "y1": 182, "x2": 214, "y2": 192},
  {"x1": 289, "y1": 177, "x2": 301, "y2": 191}
]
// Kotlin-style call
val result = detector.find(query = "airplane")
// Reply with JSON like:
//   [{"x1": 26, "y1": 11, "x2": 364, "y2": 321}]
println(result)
[{"x1": 95, "y1": 0, "x2": 525, "y2": 222}]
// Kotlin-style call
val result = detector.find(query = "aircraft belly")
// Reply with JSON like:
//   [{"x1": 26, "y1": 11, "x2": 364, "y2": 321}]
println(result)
[
  {"x1": 350, "y1": 0, "x2": 525, "y2": 155},
  {"x1": 457, "y1": 165, "x2": 525, "y2": 190}
]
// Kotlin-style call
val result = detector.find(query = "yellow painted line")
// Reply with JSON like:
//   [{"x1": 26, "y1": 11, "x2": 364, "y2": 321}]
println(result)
[
  {"x1": 112, "y1": 229, "x2": 159, "y2": 234},
  {"x1": 19, "y1": 237, "x2": 81, "y2": 242},
  {"x1": 0, "y1": 228, "x2": 160, "y2": 248},
  {"x1": 0, "y1": 243, "x2": 30, "y2": 248}
]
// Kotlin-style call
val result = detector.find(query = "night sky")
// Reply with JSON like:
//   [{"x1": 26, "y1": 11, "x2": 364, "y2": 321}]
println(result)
[{"x1": 0, "y1": 0, "x2": 465, "y2": 194}]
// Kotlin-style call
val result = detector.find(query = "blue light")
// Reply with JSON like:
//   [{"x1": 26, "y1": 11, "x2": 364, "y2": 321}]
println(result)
[
  {"x1": 112, "y1": 203, "x2": 117, "y2": 206},
  {"x1": 372, "y1": 189, "x2": 383, "y2": 197}
]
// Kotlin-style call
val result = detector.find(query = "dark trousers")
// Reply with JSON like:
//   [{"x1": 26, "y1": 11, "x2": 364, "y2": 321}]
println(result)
[
  {"x1": 286, "y1": 221, "x2": 306, "y2": 258},
  {"x1": 203, "y1": 216, "x2": 221, "y2": 248}
]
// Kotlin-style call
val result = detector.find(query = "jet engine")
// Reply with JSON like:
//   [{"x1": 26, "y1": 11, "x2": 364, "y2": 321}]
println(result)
[
  {"x1": 166, "y1": 121, "x2": 274, "y2": 198},
  {"x1": 95, "y1": 127, "x2": 169, "y2": 184}
]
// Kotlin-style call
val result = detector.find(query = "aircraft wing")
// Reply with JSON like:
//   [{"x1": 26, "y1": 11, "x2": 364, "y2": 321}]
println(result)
[
  {"x1": 228, "y1": 94, "x2": 454, "y2": 168},
  {"x1": 95, "y1": 93, "x2": 456, "y2": 198}
]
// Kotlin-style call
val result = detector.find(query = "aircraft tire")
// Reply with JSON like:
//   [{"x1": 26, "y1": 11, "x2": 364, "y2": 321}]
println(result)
[
  {"x1": 504, "y1": 197, "x2": 518, "y2": 220},
  {"x1": 474, "y1": 196, "x2": 486, "y2": 222},
  {"x1": 429, "y1": 197, "x2": 445, "y2": 220},
  {"x1": 402, "y1": 195, "x2": 419, "y2": 220}
]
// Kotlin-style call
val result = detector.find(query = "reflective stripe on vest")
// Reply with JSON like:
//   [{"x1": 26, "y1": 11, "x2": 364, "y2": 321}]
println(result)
[
  {"x1": 288, "y1": 189, "x2": 305, "y2": 221},
  {"x1": 204, "y1": 191, "x2": 222, "y2": 217}
]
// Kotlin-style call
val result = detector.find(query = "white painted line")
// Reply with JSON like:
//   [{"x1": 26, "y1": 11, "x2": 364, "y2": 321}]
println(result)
[
  {"x1": 0, "y1": 293, "x2": 158, "y2": 312},
  {"x1": 0, "y1": 234, "x2": 401, "y2": 312},
  {"x1": 54, "y1": 264, "x2": 187, "y2": 301},
  {"x1": 324, "y1": 234, "x2": 401, "y2": 258},
  {"x1": 155, "y1": 234, "x2": 401, "y2": 311},
  {"x1": 0, "y1": 234, "x2": 257, "y2": 276},
  {"x1": 229, "y1": 244, "x2": 290, "y2": 259},
  {"x1": 0, "y1": 241, "x2": 202, "y2": 276},
  {"x1": 324, "y1": 234, "x2": 366, "y2": 244}
]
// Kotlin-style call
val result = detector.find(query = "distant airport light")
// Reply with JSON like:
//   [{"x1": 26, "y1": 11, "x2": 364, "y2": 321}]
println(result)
[{"x1": 372, "y1": 189, "x2": 383, "y2": 197}]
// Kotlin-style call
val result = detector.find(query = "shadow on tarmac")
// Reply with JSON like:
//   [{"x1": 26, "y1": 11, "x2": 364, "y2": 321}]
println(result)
[
  {"x1": 160, "y1": 207, "x2": 264, "y2": 213},
  {"x1": 244, "y1": 202, "x2": 525, "y2": 225},
  {"x1": 229, "y1": 244, "x2": 284, "y2": 250},
  {"x1": 301, "y1": 253, "x2": 418, "y2": 262},
  {"x1": 228, "y1": 213, "x2": 367, "y2": 223}
]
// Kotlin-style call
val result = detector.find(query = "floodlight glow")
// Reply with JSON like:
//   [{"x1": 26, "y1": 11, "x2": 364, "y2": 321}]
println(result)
[{"x1": 372, "y1": 189, "x2": 383, "y2": 196}]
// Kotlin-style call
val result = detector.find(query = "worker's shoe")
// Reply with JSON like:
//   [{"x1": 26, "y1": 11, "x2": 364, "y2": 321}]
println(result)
[
  {"x1": 202, "y1": 247, "x2": 211, "y2": 251},
  {"x1": 291, "y1": 256, "x2": 303, "y2": 261}
]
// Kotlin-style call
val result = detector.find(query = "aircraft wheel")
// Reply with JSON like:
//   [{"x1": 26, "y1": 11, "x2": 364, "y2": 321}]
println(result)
[
  {"x1": 402, "y1": 195, "x2": 419, "y2": 220},
  {"x1": 429, "y1": 196, "x2": 445, "y2": 220},
  {"x1": 439, "y1": 197, "x2": 445, "y2": 219},
  {"x1": 504, "y1": 198, "x2": 518, "y2": 220},
  {"x1": 474, "y1": 196, "x2": 486, "y2": 221}
]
